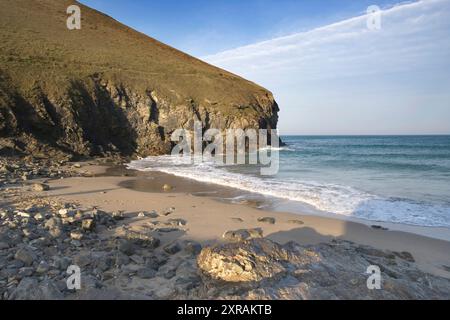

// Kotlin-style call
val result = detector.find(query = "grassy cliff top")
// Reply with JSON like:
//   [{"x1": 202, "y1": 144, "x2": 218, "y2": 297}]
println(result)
[{"x1": 0, "y1": 0, "x2": 274, "y2": 111}]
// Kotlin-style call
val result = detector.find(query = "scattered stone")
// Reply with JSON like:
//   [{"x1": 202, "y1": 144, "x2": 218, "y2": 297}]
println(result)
[
  {"x1": 371, "y1": 225, "x2": 389, "y2": 231},
  {"x1": 145, "y1": 255, "x2": 167, "y2": 271},
  {"x1": 156, "y1": 227, "x2": 181, "y2": 233},
  {"x1": 32, "y1": 183, "x2": 50, "y2": 192},
  {"x1": 137, "y1": 210, "x2": 159, "y2": 218},
  {"x1": 257, "y1": 217, "x2": 276, "y2": 225},
  {"x1": 162, "y1": 207, "x2": 176, "y2": 216},
  {"x1": 137, "y1": 268, "x2": 156, "y2": 279},
  {"x1": 44, "y1": 217, "x2": 64, "y2": 238},
  {"x1": 0, "y1": 242, "x2": 10, "y2": 250},
  {"x1": 14, "y1": 247, "x2": 37, "y2": 266},
  {"x1": 117, "y1": 239, "x2": 135, "y2": 256},
  {"x1": 125, "y1": 230, "x2": 160, "y2": 249},
  {"x1": 164, "y1": 242, "x2": 181, "y2": 255},
  {"x1": 33, "y1": 213, "x2": 44, "y2": 221},
  {"x1": 70, "y1": 231, "x2": 84, "y2": 241},
  {"x1": 81, "y1": 219, "x2": 96, "y2": 231},
  {"x1": 112, "y1": 211, "x2": 125, "y2": 221},
  {"x1": 231, "y1": 217, "x2": 244, "y2": 223},
  {"x1": 57, "y1": 209, "x2": 71, "y2": 217},
  {"x1": 184, "y1": 241, "x2": 202, "y2": 255},
  {"x1": 130, "y1": 255, "x2": 144, "y2": 265},
  {"x1": 223, "y1": 228, "x2": 263, "y2": 242},
  {"x1": 9, "y1": 278, "x2": 63, "y2": 300},
  {"x1": 287, "y1": 220, "x2": 304, "y2": 225},
  {"x1": 36, "y1": 261, "x2": 50, "y2": 274},
  {"x1": 167, "y1": 218, "x2": 187, "y2": 227},
  {"x1": 73, "y1": 253, "x2": 92, "y2": 268}
]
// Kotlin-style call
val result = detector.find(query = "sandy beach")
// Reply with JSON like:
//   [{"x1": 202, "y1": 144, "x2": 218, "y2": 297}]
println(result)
[
  {"x1": 2, "y1": 157, "x2": 450, "y2": 300},
  {"x1": 45, "y1": 162, "x2": 450, "y2": 280}
]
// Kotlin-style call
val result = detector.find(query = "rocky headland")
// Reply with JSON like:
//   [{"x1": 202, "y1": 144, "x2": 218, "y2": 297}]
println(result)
[{"x1": 0, "y1": 0, "x2": 279, "y2": 159}]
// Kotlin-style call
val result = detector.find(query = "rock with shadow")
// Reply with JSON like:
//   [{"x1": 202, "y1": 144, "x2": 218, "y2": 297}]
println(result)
[{"x1": 196, "y1": 237, "x2": 450, "y2": 300}]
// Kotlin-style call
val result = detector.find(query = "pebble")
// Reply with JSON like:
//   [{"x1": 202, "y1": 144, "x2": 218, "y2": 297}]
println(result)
[
  {"x1": 371, "y1": 225, "x2": 389, "y2": 231},
  {"x1": 223, "y1": 228, "x2": 264, "y2": 242},
  {"x1": 117, "y1": 239, "x2": 135, "y2": 256},
  {"x1": 167, "y1": 218, "x2": 187, "y2": 227},
  {"x1": 163, "y1": 242, "x2": 181, "y2": 255},
  {"x1": 70, "y1": 231, "x2": 84, "y2": 241},
  {"x1": 0, "y1": 242, "x2": 10, "y2": 250},
  {"x1": 138, "y1": 210, "x2": 159, "y2": 218},
  {"x1": 14, "y1": 247, "x2": 36, "y2": 266},
  {"x1": 184, "y1": 241, "x2": 202, "y2": 255},
  {"x1": 16, "y1": 211, "x2": 31, "y2": 218},
  {"x1": 287, "y1": 220, "x2": 305, "y2": 226},
  {"x1": 32, "y1": 183, "x2": 50, "y2": 192},
  {"x1": 36, "y1": 261, "x2": 50, "y2": 274},
  {"x1": 258, "y1": 217, "x2": 276, "y2": 225},
  {"x1": 112, "y1": 211, "x2": 125, "y2": 221},
  {"x1": 81, "y1": 219, "x2": 96, "y2": 231},
  {"x1": 137, "y1": 268, "x2": 156, "y2": 279},
  {"x1": 162, "y1": 207, "x2": 176, "y2": 216}
]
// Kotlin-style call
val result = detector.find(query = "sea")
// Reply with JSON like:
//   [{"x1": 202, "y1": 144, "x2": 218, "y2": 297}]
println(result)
[{"x1": 128, "y1": 135, "x2": 450, "y2": 228}]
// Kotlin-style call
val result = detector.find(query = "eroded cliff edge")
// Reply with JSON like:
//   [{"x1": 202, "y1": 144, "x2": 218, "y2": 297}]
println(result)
[{"x1": 0, "y1": 0, "x2": 280, "y2": 159}]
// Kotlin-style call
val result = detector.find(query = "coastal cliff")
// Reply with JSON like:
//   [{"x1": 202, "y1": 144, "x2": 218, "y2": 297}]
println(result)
[{"x1": 0, "y1": 0, "x2": 280, "y2": 159}]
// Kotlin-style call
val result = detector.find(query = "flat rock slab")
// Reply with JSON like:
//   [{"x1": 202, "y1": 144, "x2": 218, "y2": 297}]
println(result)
[{"x1": 197, "y1": 238, "x2": 450, "y2": 300}]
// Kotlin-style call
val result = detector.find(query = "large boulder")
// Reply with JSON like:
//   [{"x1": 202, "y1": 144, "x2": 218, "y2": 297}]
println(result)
[
  {"x1": 198, "y1": 239, "x2": 292, "y2": 283},
  {"x1": 197, "y1": 239, "x2": 450, "y2": 300}
]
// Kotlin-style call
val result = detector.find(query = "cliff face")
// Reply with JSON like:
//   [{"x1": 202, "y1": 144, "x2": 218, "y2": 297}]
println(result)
[{"x1": 0, "y1": 0, "x2": 280, "y2": 159}]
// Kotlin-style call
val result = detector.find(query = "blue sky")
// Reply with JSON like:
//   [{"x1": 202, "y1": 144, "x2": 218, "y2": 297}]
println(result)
[
  {"x1": 79, "y1": 0, "x2": 398, "y2": 56},
  {"x1": 80, "y1": 0, "x2": 450, "y2": 135}
]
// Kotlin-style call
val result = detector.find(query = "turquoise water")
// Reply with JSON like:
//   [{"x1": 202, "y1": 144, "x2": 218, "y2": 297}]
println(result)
[{"x1": 129, "y1": 135, "x2": 450, "y2": 227}]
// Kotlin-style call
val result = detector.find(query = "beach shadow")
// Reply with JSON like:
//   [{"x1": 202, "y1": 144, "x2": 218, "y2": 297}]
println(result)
[
  {"x1": 45, "y1": 186, "x2": 70, "y2": 191},
  {"x1": 48, "y1": 187, "x2": 120, "y2": 197},
  {"x1": 267, "y1": 226, "x2": 335, "y2": 246}
]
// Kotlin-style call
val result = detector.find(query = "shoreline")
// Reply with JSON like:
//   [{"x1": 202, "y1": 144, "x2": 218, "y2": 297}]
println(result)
[
  {"x1": 45, "y1": 162, "x2": 450, "y2": 279},
  {"x1": 112, "y1": 163, "x2": 450, "y2": 243}
]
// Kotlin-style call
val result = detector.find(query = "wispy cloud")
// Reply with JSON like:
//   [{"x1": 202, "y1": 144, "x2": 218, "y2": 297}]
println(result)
[
  {"x1": 204, "y1": 0, "x2": 449, "y2": 81},
  {"x1": 202, "y1": 0, "x2": 450, "y2": 135}
]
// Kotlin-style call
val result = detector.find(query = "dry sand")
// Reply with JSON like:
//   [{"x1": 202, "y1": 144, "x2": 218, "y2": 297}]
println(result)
[{"x1": 45, "y1": 162, "x2": 450, "y2": 279}]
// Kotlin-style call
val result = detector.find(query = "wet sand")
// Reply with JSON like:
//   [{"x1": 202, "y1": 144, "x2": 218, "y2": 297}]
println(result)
[{"x1": 45, "y1": 162, "x2": 450, "y2": 279}]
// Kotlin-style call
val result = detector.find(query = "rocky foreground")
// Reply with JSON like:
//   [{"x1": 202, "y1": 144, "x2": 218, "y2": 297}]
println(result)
[{"x1": 1, "y1": 158, "x2": 450, "y2": 300}]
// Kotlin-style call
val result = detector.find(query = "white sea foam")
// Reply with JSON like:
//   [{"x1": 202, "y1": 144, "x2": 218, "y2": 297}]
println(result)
[{"x1": 128, "y1": 155, "x2": 450, "y2": 228}]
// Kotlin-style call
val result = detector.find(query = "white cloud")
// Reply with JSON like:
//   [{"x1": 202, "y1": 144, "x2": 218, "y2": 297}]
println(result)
[{"x1": 202, "y1": 0, "x2": 450, "y2": 134}]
